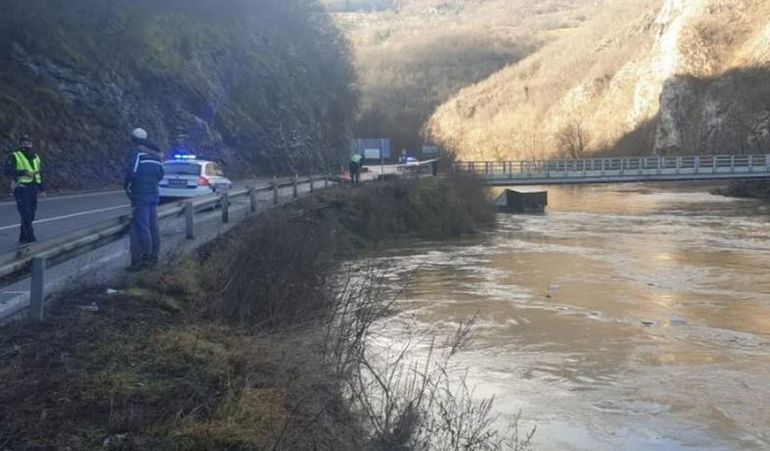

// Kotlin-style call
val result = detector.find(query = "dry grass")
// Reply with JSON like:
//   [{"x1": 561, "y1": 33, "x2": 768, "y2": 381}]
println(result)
[
  {"x1": 331, "y1": 0, "x2": 590, "y2": 152},
  {"x1": 427, "y1": 0, "x2": 770, "y2": 160},
  {"x1": 0, "y1": 177, "x2": 500, "y2": 450}
]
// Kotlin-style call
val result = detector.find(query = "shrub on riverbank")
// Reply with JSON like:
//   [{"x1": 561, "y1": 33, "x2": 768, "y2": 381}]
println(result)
[
  {"x1": 0, "y1": 177, "x2": 509, "y2": 450},
  {"x1": 305, "y1": 174, "x2": 495, "y2": 242}
]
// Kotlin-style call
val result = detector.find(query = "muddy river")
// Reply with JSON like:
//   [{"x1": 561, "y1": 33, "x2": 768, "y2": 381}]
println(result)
[{"x1": 370, "y1": 183, "x2": 770, "y2": 450}]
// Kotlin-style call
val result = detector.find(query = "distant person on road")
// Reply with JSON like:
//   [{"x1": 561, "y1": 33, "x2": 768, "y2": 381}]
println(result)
[
  {"x1": 3, "y1": 134, "x2": 46, "y2": 245},
  {"x1": 124, "y1": 128, "x2": 164, "y2": 271},
  {"x1": 349, "y1": 153, "x2": 363, "y2": 185}
]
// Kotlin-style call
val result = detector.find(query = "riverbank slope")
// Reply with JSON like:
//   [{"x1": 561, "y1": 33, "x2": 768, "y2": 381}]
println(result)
[{"x1": 0, "y1": 177, "x2": 496, "y2": 450}]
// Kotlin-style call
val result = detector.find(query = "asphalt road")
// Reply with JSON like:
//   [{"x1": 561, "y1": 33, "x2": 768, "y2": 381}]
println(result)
[
  {"x1": 0, "y1": 177, "x2": 271, "y2": 255},
  {"x1": 0, "y1": 163, "x2": 412, "y2": 256},
  {"x1": 0, "y1": 190, "x2": 131, "y2": 255},
  {"x1": 0, "y1": 163, "x2": 420, "y2": 321}
]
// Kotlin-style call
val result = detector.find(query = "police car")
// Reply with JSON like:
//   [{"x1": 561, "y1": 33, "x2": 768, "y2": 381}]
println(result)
[{"x1": 159, "y1": 155, "x2": 232, "y2": 199}]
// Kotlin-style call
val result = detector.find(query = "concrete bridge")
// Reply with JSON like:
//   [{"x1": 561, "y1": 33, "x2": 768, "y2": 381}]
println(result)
[{"x1": 455, "y1": 154, "x2": 770, "y2": 185}]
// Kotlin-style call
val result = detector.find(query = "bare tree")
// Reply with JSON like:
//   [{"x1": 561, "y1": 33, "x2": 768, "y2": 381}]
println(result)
[{"x1": 556, "y1": 120, "x2": 591, "y2": 158}]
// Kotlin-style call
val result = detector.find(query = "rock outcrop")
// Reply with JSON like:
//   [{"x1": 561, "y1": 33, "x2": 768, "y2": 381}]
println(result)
[
  {"x1": 0, "y1": 0, "x2": 357, "y2": 193},
  {"x1": 427, "y1": 0, "x2": 770, "y2": 161}
]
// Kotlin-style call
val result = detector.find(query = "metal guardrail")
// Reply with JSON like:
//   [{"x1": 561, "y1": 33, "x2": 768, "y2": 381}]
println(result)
[
  {"x1": 455, "y1": 154, "x2": 770, "y2": 185},
  {"x1": 0, "y1": 174, "x2": 330, "y2": 321}
]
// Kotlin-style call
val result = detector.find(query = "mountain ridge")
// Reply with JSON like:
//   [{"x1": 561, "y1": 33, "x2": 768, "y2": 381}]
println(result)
[{"x1": 426, "y1": 0, "x2": 770, "y2": 160}]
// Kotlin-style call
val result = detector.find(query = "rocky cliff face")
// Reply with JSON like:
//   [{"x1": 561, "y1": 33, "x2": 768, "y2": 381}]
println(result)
[
  {"x1": 0, "y1": 0, "x2": 357, "y2": 193},
  {"x1": 427, "y1": 0, "x2": 770, "y2": 161}
]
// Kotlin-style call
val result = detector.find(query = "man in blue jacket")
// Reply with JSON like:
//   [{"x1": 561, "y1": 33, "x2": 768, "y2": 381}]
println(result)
[{"x1": 124, "y1": 128, "x2": 164, "y2": 271}]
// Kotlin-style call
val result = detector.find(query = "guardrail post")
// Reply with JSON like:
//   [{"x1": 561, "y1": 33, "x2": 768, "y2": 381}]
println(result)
[
  {"x1": 309, "y1": 175, "x2": 315, "y2": 193},
  {"x1": 748, "y1": 155, "x2": 754, "y2": 173},
  {"x1": 293, "y1": 175, "x2": 299, "y2": 198},
  {"x1": 694, "y1": 156, "x2": 700, "y2": 174},
  {"x1": 272, "y1": 180, "x2": 279, "y2": 205},
  {"x1": 221, "y1": 192, "x2": 230, "y2": 223},
  {"x1": 324, "y1": 175, "x2": 329, "y2": 188},
  {"x1": 730, "y1": 155, "x2": 735, "y2": 173},
  {"x1": 249, "y1": 187, "x2": 257, "y2": 213},
  {"x1": 29, "y1": 257, "x2": 46, "y2": 321},
  {"x1": 184, "y1": 201, "x2": 195, "y2": 240}
]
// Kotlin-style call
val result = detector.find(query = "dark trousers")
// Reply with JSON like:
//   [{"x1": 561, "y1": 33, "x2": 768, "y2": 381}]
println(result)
[
  {"x1": 129, "y1": 202, "x2": 160, "y2": 266},
  {"x1": 349, "y1": 162, "x2": 360, "y2": 184},
  {"x1": 14, "y1": 185, "x2": 38, "y2": 243}
]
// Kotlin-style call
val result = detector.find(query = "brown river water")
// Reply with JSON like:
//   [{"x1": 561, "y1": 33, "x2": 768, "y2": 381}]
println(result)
[{"x1": 368, "y1": 182, "x2": 770, "y2": 450}]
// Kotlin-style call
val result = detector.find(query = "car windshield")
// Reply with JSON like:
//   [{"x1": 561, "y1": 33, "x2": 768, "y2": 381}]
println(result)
[{"x1": 164, "y1": 162, "x2": 201, "y2": 176}]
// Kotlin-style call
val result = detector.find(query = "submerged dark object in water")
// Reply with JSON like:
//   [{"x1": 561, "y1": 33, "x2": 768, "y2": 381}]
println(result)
[{"x1": 495, "y1": 189, "x2": 548, "y2": 213}]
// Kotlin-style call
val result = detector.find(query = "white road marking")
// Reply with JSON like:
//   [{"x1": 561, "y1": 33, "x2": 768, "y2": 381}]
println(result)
[
  {"x1": 0, "y1": 189, "x2": 125, "y2": 207},
  {"x1": 0, "y1": 204, "x2": 130, "y2": 231}
]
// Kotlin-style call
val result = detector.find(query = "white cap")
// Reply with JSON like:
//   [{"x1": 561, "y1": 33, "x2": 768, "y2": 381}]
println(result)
[{"x1": 131, "y1": 128, "x2": 148, "y2": 140}]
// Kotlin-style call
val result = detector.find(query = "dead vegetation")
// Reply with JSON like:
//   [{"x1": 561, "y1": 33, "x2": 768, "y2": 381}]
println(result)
[
  {"x1": 427, "y1": 0, "x2": 770, "y2": 161},
  {"x1": 330, "y1": 0, "x2": 591, "y2": 152},
  {"x1": 0, "y1": 177, "x2": 518, "y2": 450}
]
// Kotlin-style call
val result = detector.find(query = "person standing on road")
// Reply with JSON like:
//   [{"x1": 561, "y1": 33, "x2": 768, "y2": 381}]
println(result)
[
  {"x1": 3, "y1": 135, "x2": 46, "y2": 245},
  {"x1": 349, "y1": 153, "x2": 363, "y2": 185},
  {"x1": 124, "y1": 128, "x2": 164, "y2": 271}
]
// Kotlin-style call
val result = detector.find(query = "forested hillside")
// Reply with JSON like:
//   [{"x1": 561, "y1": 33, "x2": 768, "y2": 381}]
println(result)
[
  {"x1": 325, "y1": 0, "x2": 593, "y2": 152},
  {"x1": 427, "y1": 0, "x2": 770, "y2": 160},
  {"x1": 0, "y1": 0, "x2": 356, "y2": 193}
]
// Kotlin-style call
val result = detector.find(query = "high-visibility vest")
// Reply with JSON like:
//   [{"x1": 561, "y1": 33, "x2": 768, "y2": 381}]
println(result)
[{"x1": 13, "y1": 151, "x2": 42, "y2": 185}]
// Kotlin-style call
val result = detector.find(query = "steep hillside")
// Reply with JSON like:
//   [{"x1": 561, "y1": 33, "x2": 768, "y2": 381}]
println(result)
[
  {"x1": 0, "y1": 0, "x2": 356, "y2": 193},
  {"x1": 427, "y1": 0, "x2": 770, "y2": 161},
  {"x1": 325, "y1": 0, "x2": 594, "y2": 152}
]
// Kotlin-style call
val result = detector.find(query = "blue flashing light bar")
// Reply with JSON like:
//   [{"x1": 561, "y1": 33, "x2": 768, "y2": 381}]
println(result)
[{"x1": 174, "y1": 154, "x2": 197, "y2": 160}]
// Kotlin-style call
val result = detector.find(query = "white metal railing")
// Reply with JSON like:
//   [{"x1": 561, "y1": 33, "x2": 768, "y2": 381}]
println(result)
[{"x1": 454, "y1": 154, "x2": 770, "y2": 183}]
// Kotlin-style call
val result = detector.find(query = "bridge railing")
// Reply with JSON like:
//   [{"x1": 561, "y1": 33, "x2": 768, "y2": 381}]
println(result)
[{"x1": 454, "y1": 154, "x2": 770, "y2": 179}]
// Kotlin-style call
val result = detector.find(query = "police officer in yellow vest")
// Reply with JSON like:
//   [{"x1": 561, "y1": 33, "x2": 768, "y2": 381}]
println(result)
[{"x1": 3, "y1": 135, "x2": 46, "y2": 244}]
